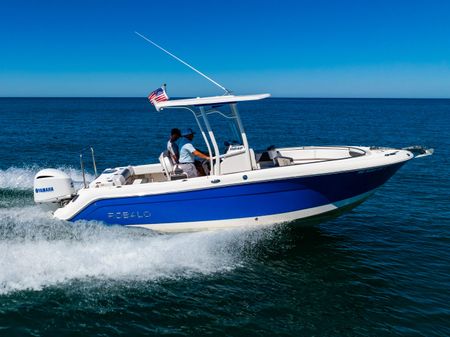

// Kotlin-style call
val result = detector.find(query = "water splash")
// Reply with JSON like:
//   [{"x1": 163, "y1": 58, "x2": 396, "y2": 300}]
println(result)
[
  {"x1": 0, "y1": 166, "x2": 95, "y2": 190},
  {"x1": 0, "y1": 165, "x2": 277, "y2": 295},
  {"x1": 0, "y1": 206, "x2": 275, "y2": 295}
]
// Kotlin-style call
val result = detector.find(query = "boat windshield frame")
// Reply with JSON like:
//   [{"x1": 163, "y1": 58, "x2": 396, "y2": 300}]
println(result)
[{"x1": 162, "y1": 102, "x2": 250, "y2": 175}]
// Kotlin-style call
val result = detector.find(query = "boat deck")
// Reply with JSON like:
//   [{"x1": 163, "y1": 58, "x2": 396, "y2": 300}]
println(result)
[{"x1": 88, "y1": 146, "x2": 370, "y2": 188}]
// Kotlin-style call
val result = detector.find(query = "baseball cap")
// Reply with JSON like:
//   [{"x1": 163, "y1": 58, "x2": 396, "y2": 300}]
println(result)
[{"x1": 181, "y1": 128, "x2": 196, "y2": 136}]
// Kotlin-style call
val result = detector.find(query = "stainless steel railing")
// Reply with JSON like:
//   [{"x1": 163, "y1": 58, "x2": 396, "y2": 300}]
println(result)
[{"x1": 79, "y1": 147, "x2": 98, "y2": 188}]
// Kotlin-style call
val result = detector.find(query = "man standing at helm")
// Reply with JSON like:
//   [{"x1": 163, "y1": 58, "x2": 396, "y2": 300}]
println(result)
[{"x1": 178, "y1": 128, "x2": 210, "y2": 177}]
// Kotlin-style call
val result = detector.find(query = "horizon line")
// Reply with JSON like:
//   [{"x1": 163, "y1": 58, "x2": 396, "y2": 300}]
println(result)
[{"x1": 1, "y1": 96, "x2": 450, "y2": 100}]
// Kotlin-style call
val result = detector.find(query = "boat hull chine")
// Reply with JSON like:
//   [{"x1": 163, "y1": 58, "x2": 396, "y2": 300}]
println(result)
[{"x1": 129, "y1": 189, "x2": 376, "y2": 232}]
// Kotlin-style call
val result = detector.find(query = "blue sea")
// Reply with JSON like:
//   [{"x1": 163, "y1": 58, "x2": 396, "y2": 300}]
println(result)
[{"x1": 0, "y1": 98, "x2": 449, "y2": 336}]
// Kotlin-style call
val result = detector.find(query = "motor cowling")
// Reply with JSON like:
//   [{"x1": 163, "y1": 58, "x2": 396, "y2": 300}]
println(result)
[{"x1": 34, "y1": 169, "x2": 75, "y2": 204}]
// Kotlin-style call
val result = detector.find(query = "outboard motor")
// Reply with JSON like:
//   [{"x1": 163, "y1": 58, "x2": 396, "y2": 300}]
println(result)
[{"x1": 34, "y1": 169, "x2": 75, "y2": 205}]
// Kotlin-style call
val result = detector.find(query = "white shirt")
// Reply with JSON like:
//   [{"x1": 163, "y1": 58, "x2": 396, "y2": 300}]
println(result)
[{"x1": 167, "y1": 139, "x2": 179, "y2": 162}]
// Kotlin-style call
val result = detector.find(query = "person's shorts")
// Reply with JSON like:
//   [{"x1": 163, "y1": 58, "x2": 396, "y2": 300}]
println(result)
[{"x1": 178, "y1": 163, "x2": 198, "y2": 178}]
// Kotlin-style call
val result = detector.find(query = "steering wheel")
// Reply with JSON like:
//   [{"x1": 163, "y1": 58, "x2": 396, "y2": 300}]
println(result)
[{"x1": 200, "y1": 158, "x2": 211, "y2": 175}]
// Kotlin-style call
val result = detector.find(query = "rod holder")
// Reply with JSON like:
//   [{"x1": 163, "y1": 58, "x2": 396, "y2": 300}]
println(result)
[
  {"x1": 80, "y1": 154, "x2": 87, "y2": 188},
  {"x1": 90, "y1": 147, "x2": 98, "y2": 177}
]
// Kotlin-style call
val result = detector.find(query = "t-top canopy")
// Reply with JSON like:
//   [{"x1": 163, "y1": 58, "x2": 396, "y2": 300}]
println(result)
[{"x1": 154, "y1": 93, "x2": 271, "y2": 111}]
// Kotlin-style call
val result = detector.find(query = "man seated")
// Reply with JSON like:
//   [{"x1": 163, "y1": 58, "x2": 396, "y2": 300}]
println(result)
[
  {"x1": 178, "y1": 128, "x2": 210, "y2": 177},
  {"x1": 167, "y1": 128, "x2": 181, "y2": 163}
]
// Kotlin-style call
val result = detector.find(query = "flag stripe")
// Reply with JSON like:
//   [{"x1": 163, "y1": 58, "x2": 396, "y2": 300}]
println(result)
[{"x1": 148, "y1": 87, "x2": 169, "y2": 105}]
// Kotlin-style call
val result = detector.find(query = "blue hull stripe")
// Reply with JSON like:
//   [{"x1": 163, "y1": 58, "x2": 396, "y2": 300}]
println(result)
[{"x1": 71, "y1": 163, "x2": 404, "y2": 226}]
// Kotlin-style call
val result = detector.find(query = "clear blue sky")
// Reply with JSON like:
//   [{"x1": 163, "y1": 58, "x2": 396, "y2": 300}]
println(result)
[{"x1": 1, "y1": 0, "x2": 449, "y2": 97}]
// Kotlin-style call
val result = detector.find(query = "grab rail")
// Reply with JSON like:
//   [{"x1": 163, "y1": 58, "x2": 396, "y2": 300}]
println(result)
[{"x1": 79, "y1": 147, "x2": 98, "y2": 188}]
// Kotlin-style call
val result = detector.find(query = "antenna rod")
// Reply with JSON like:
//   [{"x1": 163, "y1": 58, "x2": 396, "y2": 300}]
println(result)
[{"x1": 135, "y1": 31, "x2": 230, "y2": 94}]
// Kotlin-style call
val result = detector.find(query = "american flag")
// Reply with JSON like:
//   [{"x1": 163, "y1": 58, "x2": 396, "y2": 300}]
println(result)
[{"x1": 148, "y1": 86, "x2": 169, "y2": 105}]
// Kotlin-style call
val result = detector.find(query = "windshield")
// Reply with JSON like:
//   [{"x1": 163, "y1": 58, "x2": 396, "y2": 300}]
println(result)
[{"x1": 203, "y1": 105, "x2": 243, "y2": 154}]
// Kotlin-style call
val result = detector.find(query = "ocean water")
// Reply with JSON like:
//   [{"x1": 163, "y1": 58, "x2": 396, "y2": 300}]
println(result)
[{"x1": 0, "y1": 98, "x2": 449, "y2": 336}]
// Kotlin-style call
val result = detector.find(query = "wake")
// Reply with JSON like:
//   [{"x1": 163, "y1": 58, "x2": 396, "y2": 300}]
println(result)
[
  {"x1": 0, "y1": 165, "x2": 276, "y2": 294},
  {"x1": 0, "y1": 205, "x2": 273, "y2": 294}
]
